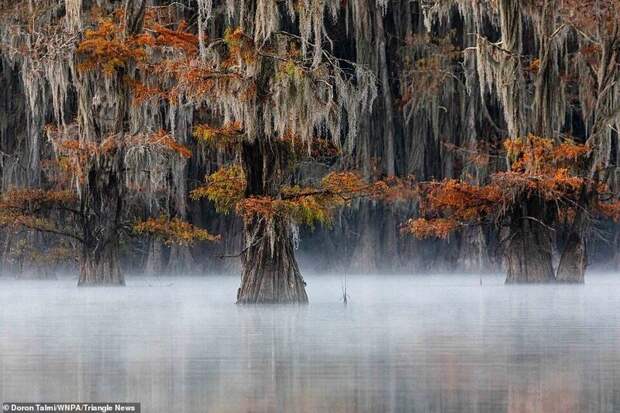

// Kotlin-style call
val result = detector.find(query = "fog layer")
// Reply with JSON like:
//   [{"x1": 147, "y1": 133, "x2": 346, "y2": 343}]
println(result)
[{"x1": 1, "y1": 274, "x2": 620, "y2": 412}]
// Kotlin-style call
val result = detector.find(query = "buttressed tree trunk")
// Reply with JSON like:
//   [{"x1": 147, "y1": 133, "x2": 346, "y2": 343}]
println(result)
[
  {"x1": 78, "y1": 151, "x2": 125, "y2": 286},
  {"x1": 556, "y1": 194, "x2": 588, "y2": 283},
  {"x1": 79, "y1": 238, "x2": 123, "y2": 286},
  {"x1": 238, "y1": 213, "x2": 308, "y2": 304},
  {"x1": 505, "y1": 199, "x2": 555, "y2": 283},
  {"x1": 237, "y1": 140, "x2": 308, "y2": 304},
  {"x1": 556, "y1": 231, "x2": 586, "y2": 283},
  {"x1": 75, "y1": 1, "x2": 147, "y2": 286}
]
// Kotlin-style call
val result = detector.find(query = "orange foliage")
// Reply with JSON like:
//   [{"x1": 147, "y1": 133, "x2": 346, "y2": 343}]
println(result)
[
  {"x1": 127, "y1": 77, "x2": 166, "y2": 104},
  {"x1": 77, "y1": 17, "x2": 154, "y2": 74},
  {"x1": 367, "y1": 176, "x2": 417, "y2": 203},
  {"x1": 223, "y1": 27, "x2": 257, "y2": 67},
  {"x1": 192, "y1": 170, "x2": 374, "y2": 226},
  {"x1": 77, "y1": 11, "x2": 225, "y2": 105},
  {"x1": 528, "y1": 58, "x2": 541, "y2": 74},
  {"x1": 193, "y1": 122, "x2": 244, "y2": 148},
  {"x1": 320, "y1": 171, "x2": 369, "y2": 198},
  {"x1": 191, "y1": 165, "x2": 246, "y2": 213},
  {"x1": 503, "y1": 135, "x2": 590, "y2": 171},
  {"x1": 598, "y1": 201, "x2": 620, "y2": 223},
  {"x1": 150, "y1": 58, "x2": 247, "y2": 103},
  {"x1": 0, "y1": 188, "x2": 80, "y2": 238},
  {"x1": 146, "y1": 130, "x2": 192, "y2": 159},
  {"x1": 405, "y1": 135, "x2": 596, "y2": 240},
  {"x1": 418, "y1": 180, "x2": 502, "y2": 220},
  {"x1": 499, "y1": 135, "x2": 588, "y2": 201},
  {"x1": 75, "y1": 12, "x2": 264, "y2": 108},
  {"x1": 0, "y1": 188, "x2": 77, "y2": 211},
  {"x1": 554, "y1": 141, "x2": 590, "y2": 161},
  {"x1": 47, "y1": 125, "x2": 191, "y2": 187},
  {"x1": 150, "y1": 21, "x2": 198, "y2": 55},
  {"x1": 557, "y1": 0, "x2": 620, "y2": 37},
  {"x1": 133, "y1": 216, "x2": 219, "y2": 246},
  {"x1": 236, "y1": 197, "x2": 286, "y2": 222},
  {"x1": 235, "y1": 172, "x2": 415, "y2": 227},
  {"x1": 403, "y1": 218, "x2": 459, "y2": 240},
  {"x1": 280, "y1": 131, "x2": 341, "y2": 160},
  {"x1": 236, "y1": 196, "x2": 330, "y2": 227}
]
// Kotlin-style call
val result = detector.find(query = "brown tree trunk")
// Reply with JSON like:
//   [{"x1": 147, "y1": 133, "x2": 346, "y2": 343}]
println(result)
[
  {"x1": 505, "y1": 200, "x2": 555, "y2": 283},
  {"x1": 237, "y1": 215, "x2": 308, "y2": 304},
  {"x1": 505, "y1": 228, "x2": 555, "y2": 283},
  {"x1": 145, "y1": 238, "x2": 165, "y2": 275},
  {"x1": 349, "y1": 204, "x2": 379, "y2": 273},
  {"x1": 79, "y1": 239, "x2": 124, "y2": 286},
  {"x1": 77, "y1": 152, "x2": 125, "y2": 286},
  {"x1": 457, "y1": 226, "x2": 490, "y2": 273},
  {"x1": 556, "y1": 205, "x2": 587, "y2": 283},
  {"x1": 236, "y1": 139, "x2": 308, "y2": 304},
  {"x1": 167, "y1": 244, "x2": 196, "y2": 274},
  {"x1": 556, "y1": 188, "x2": 589, "y2": 283},
  {"x1": 376, "y1": 7, "x2": 396, "y2": 177},
  {"x1": 555, "y1": 231, "x2": 586, "y2": 283}
]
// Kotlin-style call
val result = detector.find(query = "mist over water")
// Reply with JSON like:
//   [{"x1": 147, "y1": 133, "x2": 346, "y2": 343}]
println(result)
[{"x1": 1, "y1": 273, "x2": 620, "y2": 412}]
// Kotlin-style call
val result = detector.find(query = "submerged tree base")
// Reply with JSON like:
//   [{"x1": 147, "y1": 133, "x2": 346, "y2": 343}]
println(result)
[
  {"x1": 555, "y1": 232, "x2": 586, "y2": 284},
  {"x1": 237, "y1": 217, "x2": 308, "y2": 304},
  {"x1": 78, "y1": 244, "x2": 125, "y2": 286},
  {"x1": 78, "y1": 279, "x2": 125, "y2": 287},
  {"x1": 78, "y1": 268, "x2": 125, "y2": 286},
  {"x1": 505, "y1": 231, "x2": 556, "y2": 284}
]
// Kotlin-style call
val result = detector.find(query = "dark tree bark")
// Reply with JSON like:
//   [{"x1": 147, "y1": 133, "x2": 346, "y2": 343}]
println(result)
[
  {"x1": 236, "y1": 139, "x2": 308, "y2": 304},
  {"x1": 233, "y1": 50, "x2": 308, "y2": 303},
  {"x1": 145, "y1": 238, "x2": 165, "y2": 275},
  {"x1": 123, "y1": 0, "x2": 147, "y2": 37},
  {"x1": 79, "y1": 238, "x2": 123, "y2": 286},
  {"x1": 375, "y1": 6, "x2": 396, "y2": 177},
  {"x1": 556, "y1": 200, "x2": 588, "y2": 283},
  {"x1": 556, "y1": 231, "x2": 586, "y2": 283},
  {"x1": 77, "y1": 152, "x2": 125, "y2": 286},
  {"x1": 237, "y1": 214, "x2": 308, "y2": 304},
  {"x1": 457, "y1": 226, "x2": 490, "y2": 272},
  {"x1": 349, "y1": 205, "x2": 379, "y2": 273},
  {"x1": 505, "y1": 199, "x2": 556, "y2": 283},
  {"x1": 167, "y1": 244, "x2": 196, "y2": 274},
  {"x1": 74, "y1": 1, "x2": 148, "y2": 286}
]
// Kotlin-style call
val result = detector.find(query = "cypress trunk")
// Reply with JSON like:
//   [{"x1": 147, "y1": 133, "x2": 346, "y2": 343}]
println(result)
[
  {"x1": 145, "y1": 238, "x2": 165, "y2": 275},
  {"x1": 555, "y1": 231, "x2": 586, "y2": 283},
  {"x1": 556, "y1": 190, "x2": 589, "y2": 283},
  {"x1": 349, "y1": 205, "x2": 379, "y2": 273},
  {"x1": 236, "y1": 139, "x2": 308, "y2": 304},
  {"x1": 78, "y1": 152, "x2": 125, "y2": 286},
  {"x1": 237, "y1": 215, "x2": 307, "y2": 304},
  {"x1": 457, "y1": 226, "x2": 489, "y2": 273},
  {"x1": 79, "y1": 239, "x2": 124, "y2": 286},
  {"x1": 505, "y1": 200, "x2": 555, "y2": 283}
]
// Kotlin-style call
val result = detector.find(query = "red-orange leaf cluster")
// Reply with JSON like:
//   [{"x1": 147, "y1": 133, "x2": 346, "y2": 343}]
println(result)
[
  {"x1": 404, "y1": 135, "x2": 596, "y2": 240},
  {"x1": 77, "y1": 17, "x2": 154, "y2": 74},
  {"x1": 145, "y1": 130, "x2": 192, "y2": 159},
  {"x1": 403, "y1": 218, "x2": 459, "y2": 240},
  {"x1": 191, "y1": 165, "x2": 246, "y2": 214},
  {"x1": 193, "y1": 122, "x2": 244, "y2": 148},
  {"x1": 133, "y1": 216, "x2": 219, "y2": 246}
]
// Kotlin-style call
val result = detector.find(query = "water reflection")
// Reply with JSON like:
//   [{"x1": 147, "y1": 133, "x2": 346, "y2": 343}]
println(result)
[{"x1": 1, "y1": 274, "x2": 620, "y2": 412}]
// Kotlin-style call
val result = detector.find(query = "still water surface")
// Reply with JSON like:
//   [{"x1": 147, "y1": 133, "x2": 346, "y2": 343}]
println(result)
[{"x1": 1, "y1": 274, "x2": 620, "y2": 412}]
